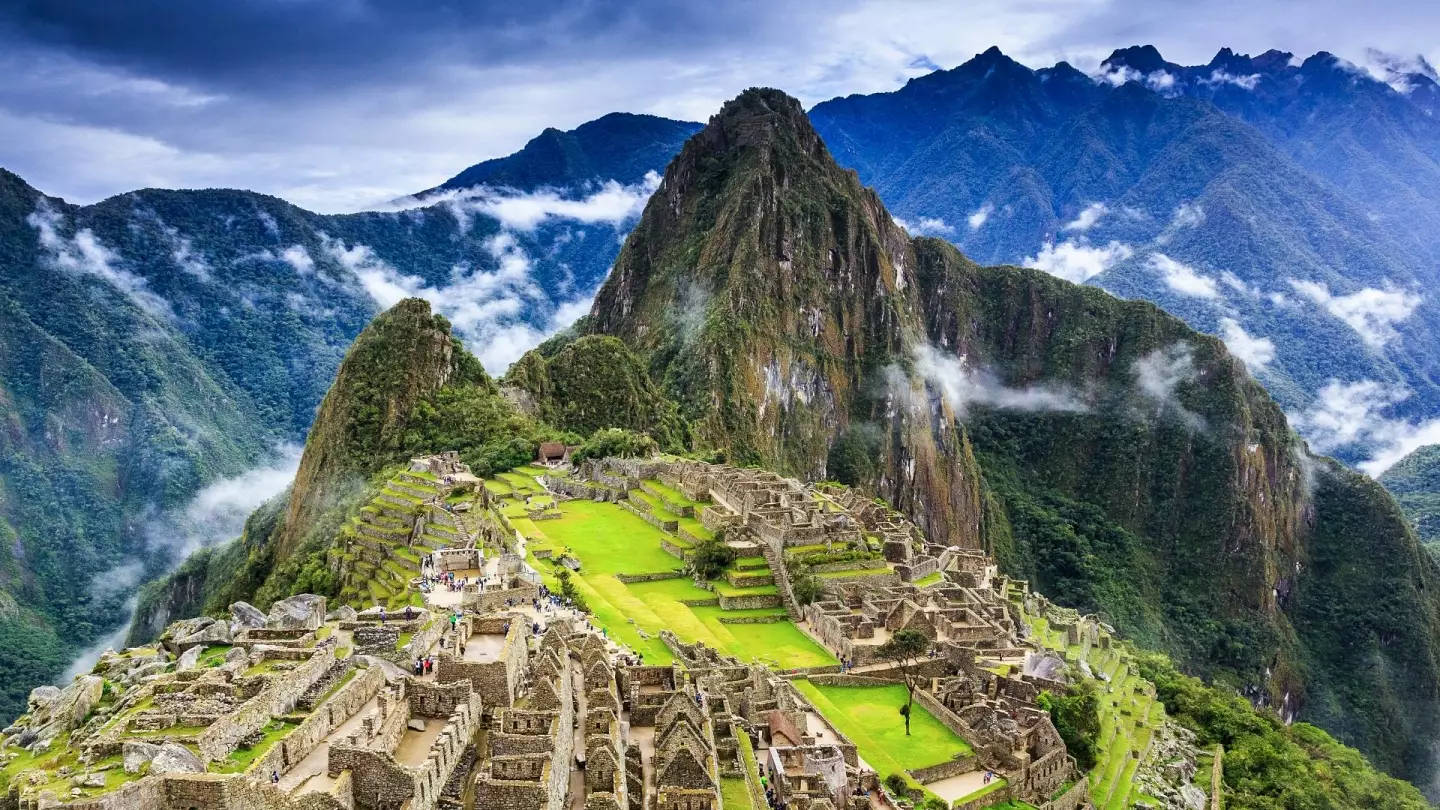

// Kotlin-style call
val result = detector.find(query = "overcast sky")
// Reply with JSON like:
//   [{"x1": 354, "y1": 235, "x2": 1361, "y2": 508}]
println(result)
[{"x1": 2, "y1": 0, "x2": 1437, "y2": 213}]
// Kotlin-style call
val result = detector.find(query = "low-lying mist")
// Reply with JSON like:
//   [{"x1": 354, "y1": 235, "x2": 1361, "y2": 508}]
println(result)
[{"x1": 59, "y1": 444, "x2": 302, "y2": 681}]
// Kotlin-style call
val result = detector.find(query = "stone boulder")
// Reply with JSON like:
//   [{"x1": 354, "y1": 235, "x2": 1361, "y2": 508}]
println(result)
[
  {"x1": 149, "y1": 743, "x2": 204, "y2": 775},
  {"x1": 75, "y1": 772, "x2": 106, "y2": 788},
  {"x1": 176, "y1": 646, "x2": 202, "y2": 672},
  {"x1": 267, "y1": 594, "x2": 326, "y2": 630},
  {"x1": 26, "y1": 686, "x2": 61, "y2": 715},
  {"x1": 174, "y1": 621, "x2": 232, "y2": 649},
  {"x1": 230, "y1": 601, "x2": 267, "y2": 634},
  {"x1": 326, "y1": 605, "x2": 358, "y2": 623},
  {"x1": 407, "y1": 718, "x2": 427, "y2": 732},
  {"x1": 22, "y1": 677, "x2": 103, "y2": 746},
  {"x1": 225, "y1": 647, "x2": 249, "y2": 665}
]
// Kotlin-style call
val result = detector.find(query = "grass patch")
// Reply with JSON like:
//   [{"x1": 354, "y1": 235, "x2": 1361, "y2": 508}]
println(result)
[
  {"x1": 914, "y1": 572, "x2": 943, "y2": 587},
  {"x1": 793, "y1": 680, "x2": 972, "y2": 773},
  {"x1": 721, "y1": 776, "x2": 754, "y2": 810}
]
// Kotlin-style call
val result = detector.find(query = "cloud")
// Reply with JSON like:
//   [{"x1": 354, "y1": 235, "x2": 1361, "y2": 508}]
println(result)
[
  {"x1": 1169, "y1": 202, "x2": 1204, "y2": 230},
  {"x1": 1286, "y1": 379, "x2": 1440, "y2": 475},
  {"x1": 61, "y1": 444, "x2": 302, "y2": 680},
  {"x1": 1148, "y1": 253, "x2": 1219, "y2": 299},
  {"x1": 1093, "y1": 65, "x2": 1180, "y2": 95},
  {"x1": 27, "y1": 201, "x2": 172, "y2": 318},
  {"x1": 893, "y1": 215, "x2": 955, "y2": 237},
  {"x1": 1288, "y1": 279, "x2": 1421, "y2": 348},
  {"x1": 395, "y1": 172, "x2": 661, "y2": 233},
  {"x1": 1023, "y1": 239, "x2": 1133, "y2": 283},
  {"x1": 280, "y1": 244, "x2": 314, "y2": 275},
  {"x1": 167, "y1": 229, "x2": 211, "y2": 281},
  {"x1": 326, "y1": 231, "x2": 591, "y2": 373},
  {"x1": 1133, "y1": 344, "x2": 1205, "y2": 430},
  {"x1": 967, "y1": 203, "x2": 994, "y2": 230},
  {"x1": 1218, "y1": 317, "x2": 1275, "y2": 371},
  {"x1": 1062, "y1": 202, "x2": 1107, "y2": 232},
  {"x1": 1200, "y1": 69, "x2": 1262, "y2": 89},
  {"x1": 909, "y1": 343, "x2": 1088, "y2": 418}
]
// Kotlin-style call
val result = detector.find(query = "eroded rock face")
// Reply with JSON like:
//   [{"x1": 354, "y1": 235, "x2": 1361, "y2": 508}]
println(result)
[
  {"x1": 175, "y1": 620, "x2": 232, "y2": 649},
  {"x1": 230, "y1": 601, "x2": 266, "y2": 632},
  {"x1": 176, "y1": 645, "x2": 202, "y2": 672},
  {"x1": 18, "y1": 677, "x2": 103, "y2": 748},
  {"x1": 267, "y1": 594, "x2": 326, "y2": 630},
  {"x1": 149, "y1": 742, "x2": 204, "y2": 775}
]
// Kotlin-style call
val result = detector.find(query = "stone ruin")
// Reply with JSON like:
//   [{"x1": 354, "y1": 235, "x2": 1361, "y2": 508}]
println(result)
[{"x1": 1, "y1": 454, "x2": 1098, "y2": 810}]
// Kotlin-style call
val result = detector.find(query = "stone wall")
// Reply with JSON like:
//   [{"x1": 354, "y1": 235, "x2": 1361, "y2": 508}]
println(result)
[
  {"x1": 436, "y1": 618, "x2": 528, "y2": 709},
  {"x1": 196, "y1": 646, "x2": 335, "y2": 762}
]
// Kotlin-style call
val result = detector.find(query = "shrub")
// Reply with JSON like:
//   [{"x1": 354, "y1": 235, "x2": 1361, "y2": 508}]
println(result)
[
  {"x1": 883, "y1": 773, "x2": 908, "y2": 796},
  {"x1": 688, "y1": 537, "x2": 736, "y2": 580}
]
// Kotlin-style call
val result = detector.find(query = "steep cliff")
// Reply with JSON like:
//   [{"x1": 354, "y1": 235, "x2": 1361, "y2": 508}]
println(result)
[
  {"x1": 503, "y1": 334, "x2": 688, "y2": 449},
  {"x1": 587, "y1": 87, "x2": 1440, "y2": 787}
]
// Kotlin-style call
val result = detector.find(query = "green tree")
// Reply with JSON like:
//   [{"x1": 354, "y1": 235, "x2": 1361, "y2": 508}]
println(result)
[
  {"x1": 791, "y1": 570, "x2": 825, "y2": 606},
  {"x1": 1038, "y1": 682, "x2": 1101, "y2": 771},
  {"x1": 688, "y1": 537, "x2": 736, "y2": 580},
  {"x1": 571, "y1": 428, "x2": 659, "y2": 464},
  {"x1": 877, "y1": 628, "x2": 931, "y2": 735}
]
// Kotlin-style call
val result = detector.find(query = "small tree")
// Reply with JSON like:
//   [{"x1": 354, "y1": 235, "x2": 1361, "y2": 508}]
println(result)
[
  {"x1": 688, "y1": 537, "x2": 736, "y2": 580},
  {"x1": 877, "y1": 628, "x2": 931, "y2": 735},
  {"x1": 792, "y1": 570, "x2": 825, "y2": 606}
]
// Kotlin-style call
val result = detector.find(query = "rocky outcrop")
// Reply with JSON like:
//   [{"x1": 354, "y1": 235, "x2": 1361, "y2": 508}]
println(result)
[
  {"x1": 8, "y1": 676, "x2": 104, "y2": 749},
  {"x1": 273, "y1": 298, "x2": 474, "y2": 559},
  {"x1": 267, "y1": 594, "x2": 326, "y2": 630}
]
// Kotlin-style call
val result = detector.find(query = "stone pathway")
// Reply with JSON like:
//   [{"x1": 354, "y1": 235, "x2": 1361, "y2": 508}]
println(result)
[{"x1": 278, "y1": 694, "x2": 379, "y2": 794}]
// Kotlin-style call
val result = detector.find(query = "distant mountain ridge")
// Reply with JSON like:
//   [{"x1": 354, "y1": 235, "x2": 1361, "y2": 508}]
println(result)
[{"x1": 809, "y1": 45, "x2": 1440, "y2": 466}]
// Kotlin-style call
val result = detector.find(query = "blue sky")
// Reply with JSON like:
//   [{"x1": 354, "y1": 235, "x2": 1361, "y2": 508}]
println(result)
[{"x1": 2, "y1": 0, "x2": 1436, "y2": 212}]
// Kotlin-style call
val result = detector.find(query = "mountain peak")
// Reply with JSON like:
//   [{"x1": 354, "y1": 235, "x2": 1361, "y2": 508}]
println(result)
[{"x1": 1103, "y1": 44, "x2": 1174, "y2": 74}]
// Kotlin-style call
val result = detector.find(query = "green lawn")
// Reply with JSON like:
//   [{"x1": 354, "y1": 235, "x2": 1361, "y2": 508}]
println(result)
[
  {"x1": 523, "y1": 499, "x2": 833, "y2": 669},
  {"x1": 721, "y1": 776, "x2": 753, "y2": 810},
  {"x1": 793, "y1": 681, "x2": 972, "y2": 777}
]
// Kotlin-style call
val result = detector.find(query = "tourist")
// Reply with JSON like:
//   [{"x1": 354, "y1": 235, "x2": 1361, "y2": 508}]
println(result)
[
  {"x1": 460, "y1": 642, "x2": 467, "y2": 657},
  {"x1": 379, "y1": 607, "x2": 387, "y2": 623},
  {"x1": 271, "y1": 770, "x2": 279, "y2": 785},
  {"x1": 404, "y1": 605, "x2": 413, "y2": 621}
]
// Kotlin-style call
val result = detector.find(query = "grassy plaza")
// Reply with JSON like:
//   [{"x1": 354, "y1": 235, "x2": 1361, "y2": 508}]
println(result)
[{"x1": 518, "y1": 492, "x2": 835, "y2": 669}]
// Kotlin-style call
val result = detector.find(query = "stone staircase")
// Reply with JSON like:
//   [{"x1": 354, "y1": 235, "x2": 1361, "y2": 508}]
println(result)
[{"x1": 758, "y1": 540, "x2": 802, "y2": 620}]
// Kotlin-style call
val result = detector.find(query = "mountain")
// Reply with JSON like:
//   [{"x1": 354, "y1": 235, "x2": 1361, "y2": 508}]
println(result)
[
  {"x1": 0, "y1": 113, "x2": 691, "y2": 718},
  {"x1": 1381, "y1": 443, "x2": 1440, "y2": 557},
  {"x1": 583, "y1": 87, "x2": 1440, "y2": 792},
  {"x1": 809, "y1": 46, "x2": 1440, "y2": 463},
  {"x1": 428, "y1": 112, "x2": 701, "y2": 193}
]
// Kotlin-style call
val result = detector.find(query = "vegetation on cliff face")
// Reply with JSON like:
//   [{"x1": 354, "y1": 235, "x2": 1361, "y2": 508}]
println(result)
[
  {"x1": 1136, "y1": 652, "x2": 1431, "y2": 809},
  {"x1": 503, "y1": 335, "x2": 688, "y2": 450},
  {"x1": 585, "y1": 87, "x2": 1440, "y2": 791},
  {"x1": 1381, "y1": 443, "x2": 1440, "y2": 557}
]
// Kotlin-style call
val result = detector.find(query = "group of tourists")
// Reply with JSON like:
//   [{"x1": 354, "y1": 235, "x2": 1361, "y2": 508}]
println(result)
[
  {"x1": 758, "y1": 765, "x2": 788, "y2": 810},
  {"x1": 412, "y1": 656, "x2": 436, "y2": 676}
]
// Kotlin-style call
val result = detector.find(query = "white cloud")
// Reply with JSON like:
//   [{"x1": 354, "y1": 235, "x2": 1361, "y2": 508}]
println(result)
[
  {"x1": 1286, "y1": 379, "x2": 1440, "y2": 475},
  {"x1": 1148, "y1": 253, "x2": 1219, "y2": 299},
  {"x1": 1200, "y1": 69, "x2": 1262, "y2": 89},
  {"x1": 1023, "y1": 239, "x2": 1133, "y2": 283},
  {"x1": 1093, "y1": 65, "x2": 1180, "y2": 95},
  {"x1": 893, "y1": 215, "x2": 955, "y2": 237},
  {"x1": 1062, "y1": 202, "x2": 1107, "y2": 232},
  {"x1": 27, "y1": 202, "x2": 172, "y2": 318},
  {"x1": 967, "y1": 203, "x2": 994, "y2": 230},
  {"x1": 280, "y1": 245, "x2": 314, "y2": 275},
  {"x1": 1288, "y1": 279, "x2": 1421, "y2": 348},
  {"x1": 910, "y1": 344, "x2": 1088, "y2": 418},
  {"x1": 1170, "y1": 202, "x2": 1205, "y2": 230},
  {"x1": 391, "y1": 171, "x2": 662, "y2": 234},
  {"x1": 325, "y1": 231, "x2": 591, "y2": 374},
  {"x1": 1218, "y1": 317, "x2": 1275, "y2": 371},
  {"x1": 167, "y1": 230, "x2": 211, "y2": 281},
  {"x1": 1133, "y1": 344, "x2": 1206, "y2": 430}
]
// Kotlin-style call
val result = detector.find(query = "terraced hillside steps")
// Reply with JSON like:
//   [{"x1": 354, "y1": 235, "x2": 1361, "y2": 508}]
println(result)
[{"x1": 759, "y1": 541, "x2": 802, "y2": 620}]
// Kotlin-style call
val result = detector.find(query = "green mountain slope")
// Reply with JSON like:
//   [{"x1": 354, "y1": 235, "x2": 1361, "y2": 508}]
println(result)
[
  {"x1": 1381, "y1": 444, "x2": 1440, "y2": 559},
  {"x1": 586, "y1": 87, "x2": 1440, "y2": 791}
]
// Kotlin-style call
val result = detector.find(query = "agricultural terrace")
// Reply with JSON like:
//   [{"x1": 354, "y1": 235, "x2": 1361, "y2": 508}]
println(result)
[
  {"x1": 1024, "y1": 612, "x2": 1170, "y2": 810},
  {"x1": 518, "y1": 487, "x2": 834, "y2": 670},
  {"x1": 793, "y1": 680, "x2": 973, "y2": 788}
]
